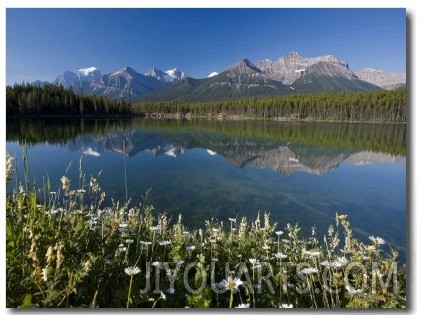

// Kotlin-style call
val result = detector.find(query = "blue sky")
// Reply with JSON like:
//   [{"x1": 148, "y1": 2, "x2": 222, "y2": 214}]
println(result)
[{"x1": 6, "y1": 8, "x2": 406, "y2": 85}]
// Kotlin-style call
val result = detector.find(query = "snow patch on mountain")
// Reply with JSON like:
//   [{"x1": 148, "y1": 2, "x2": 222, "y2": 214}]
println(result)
[
  {"x1": 145, "y1": 67, "x2": 187, "y2": 84},
  {"x1": 77, "y1": 67, "x2": 99, "y2": 76},
  {"x1": 208, "y1": 72, "x2": 219, "y2": 78}
]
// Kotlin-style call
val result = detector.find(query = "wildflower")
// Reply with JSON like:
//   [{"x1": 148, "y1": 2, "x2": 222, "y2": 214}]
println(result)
[
  {"x1": 77, "y1": 189, "x2": 86, "y2": 194},
  {"x1": 274, "y1": 252, "x2": 287, "y2": 259},
  {"x1": 186, "y1": 245, "x2": 195, "y2": 251},
  {"x1": 300, "y1": 267, "x2": 319, "y2": 275},
  {"x1": 307, "y1": 250, "x2": 321, "y2": 258},
  {"x1": 229, "y1": 218, "x2": 236, "y2": 223},
  {"x1": 119, "y1": 223, "x2": 128, "y2": 228},
  {"x1": 332, "y1": 256, "x2": 349, "y2": 268},
  {"x1": 337, "y1": 214, "x2": 348, "y2": 220},
  {"x1": 320, "y1": 260, "x2": 331, "y2": 267},
  {"x1": 140, "y1": 241, "x2": 152, "y2": 247},
  {"x1": 221, "y1": 276, "x2": 243, "y2": 293},
  {"x1": 275, "y1": 231, "x2": 283, "y2": 236},
  {"x1": 150, "y1": 225, "x2": 161, "y2": 232},
  {"x1": 126, "y1": 239, "x2": 134, "y2": 244},
  {"x1": 345, "y1": 284, "x2": 364, "y2": 296},
  {"x1": 41, "y1": 267, "x2": 49, "y2": 282},
  {"x1": 159, "y1": 240, "x2": 172, "y2": 246},
  {"x1": 118, "y1": 244, "x2": 127, "y2": 252},
  {"x1": 369, "y1": 236, "x2": 386, "y2": 245},
  {"x1": 249, "y1": 258, "x2": 259, "y2": 265},
  {"x1": 366, "y1": 245, "x2": 376, "y2": 251},
  {"x1": 125, "y1": 266, "x2": 141, "y2": 276},
  {"x1": 49, "y1": 191, "x2": 57, "y2": 195},
  {"x1": 279, "y1": 304, "x2": 293, "y2": 308},
  {"x1": 160, "y1": 291, "x2": 166, "y2": 300},
  {"x1": 60, "y1": 176, "x2": 70, "y2": 191},
  {"x1": 45, "y1": 209, "x2": 59, "y2": 215},
  {"x1": 235, "y1": 303, "x2": 250, "y2": 308},
  {"x1": 262, "y1": 245, "x2": 270, "y2": 250},
  {"x1": 82, "y1": 259, "x2": 93, "y2": 277}
]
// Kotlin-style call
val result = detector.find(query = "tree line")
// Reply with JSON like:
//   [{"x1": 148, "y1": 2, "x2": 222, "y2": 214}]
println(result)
[
  {"x1": 6, "y1": 83, "x2": 132, "y2": 116},
  {"x1": 133, "y1": 88, "x2": 406, "y2": 122},
  {"x1": 6, "y1": 83, "x2": 406, "y2": 122}
]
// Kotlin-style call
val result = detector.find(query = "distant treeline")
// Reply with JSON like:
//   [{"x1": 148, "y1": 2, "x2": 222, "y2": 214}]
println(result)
[
  {"x1": 6, "y1": 83, "x2": 131, "y2": 116},
  {"x1": 6, "y1": 83, "x2": 406, "y2": 122},
  {"x1": 133, "y1": 88, "x2": 406, "y2": 122}
]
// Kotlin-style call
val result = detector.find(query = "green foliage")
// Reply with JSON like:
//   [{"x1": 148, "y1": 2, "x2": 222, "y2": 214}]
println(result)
[
  {"x1": 5, "y1": 152, "x2": 406, "y2": 308},
  {"x1": 134, "y1": 88, "x2": 406, "y2": 123},
  {"x1": 6, "y1": 83, "x2": 131, "y2": 117}
]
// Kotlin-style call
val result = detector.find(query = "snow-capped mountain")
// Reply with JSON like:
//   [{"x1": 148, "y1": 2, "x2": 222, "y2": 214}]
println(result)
[
  {"x1": 164, "y1": 68, "x2": 187, "y2": 83},
  {"x1": 76, "y1": 67, "x2": 102, "y2": 81},
  {"x1": 54, "y1": 67, "x2": 101, "y2": 88},
  {"x1": 89, "y1": 67, "x2": 166, "y2": 99},
  {"x1": 144, "y1": 67, "x2": 187, "y2": 85},
  {"x1": 49, "y1": 66, "x2": 187, "y2": 99}
]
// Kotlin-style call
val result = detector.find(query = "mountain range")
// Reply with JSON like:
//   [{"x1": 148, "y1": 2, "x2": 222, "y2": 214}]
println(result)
[{"x1": 33, "y1": 52, "x2": 406, "y2": 102}]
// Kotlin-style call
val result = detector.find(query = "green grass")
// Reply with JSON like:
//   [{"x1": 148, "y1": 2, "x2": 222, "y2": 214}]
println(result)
[{"x1": 5, "y1": 152, "x2": 406, "y2": 308}]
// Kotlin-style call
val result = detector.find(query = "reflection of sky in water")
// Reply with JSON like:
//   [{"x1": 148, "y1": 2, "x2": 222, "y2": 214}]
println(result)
[{"x1": 6, "y1": 127, "x2": 406, "y2": 262}]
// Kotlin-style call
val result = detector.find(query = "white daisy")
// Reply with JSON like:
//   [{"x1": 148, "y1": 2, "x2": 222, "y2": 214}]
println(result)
[
  {"x1": 274, "y1": 252, "x2": 288, "y2": 259},
  {"x1": 150, "y1": 225, "x2": 161, "y2": 232},
  {"x1": 369, "y1": 236, "x2": 386, "y2": 245},
  {"x1": 221, "y1": 276, "x2": 243, "y2": 293},
  {"x1": 300, "y1": 267, "x2": 319, "y2": 275},
  {"x1": 124, "y1": 266, "x2": 141, "y2": 276}
]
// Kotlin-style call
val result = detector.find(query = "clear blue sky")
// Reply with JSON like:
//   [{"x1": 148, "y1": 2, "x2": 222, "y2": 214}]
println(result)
[{"x1": 6, "y1": 8, "x2": 406, "y2": 85}]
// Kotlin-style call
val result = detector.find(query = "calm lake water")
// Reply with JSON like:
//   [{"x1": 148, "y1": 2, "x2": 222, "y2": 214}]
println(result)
[{"x1": 6, "y1": 118, "x2": 407, "y2": 261}]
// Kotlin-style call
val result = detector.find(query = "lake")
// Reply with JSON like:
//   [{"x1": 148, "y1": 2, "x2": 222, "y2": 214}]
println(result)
[{"x1": 6, "y1": 118, "x2": 407, "y2": 261}]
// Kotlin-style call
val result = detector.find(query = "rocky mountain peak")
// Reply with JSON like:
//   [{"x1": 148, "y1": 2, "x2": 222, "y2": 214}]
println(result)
[
  {"x1": 225, "y1": 58, "x2": 263, "y2": 75},
  {"x1": 355, "y1": 68, "x2": 406, "y2": 89},
  {"x1": 256, "y1": 52, "x2": 352, "y2": 84}
]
